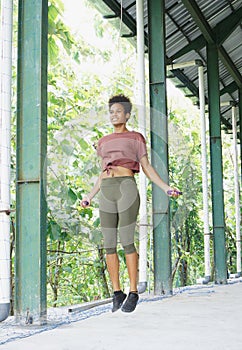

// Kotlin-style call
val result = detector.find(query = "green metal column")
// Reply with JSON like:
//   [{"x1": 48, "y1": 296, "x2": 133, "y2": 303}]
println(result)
[
  {"x1": 15, "y1": 0, "x2": 48, "y2": 324},
  {"x1": 148, "y1": 0, "x2": 171, "y2": 295},
  {"x1": 206, "y1": 43, "x2": 227, "y2": 284}
]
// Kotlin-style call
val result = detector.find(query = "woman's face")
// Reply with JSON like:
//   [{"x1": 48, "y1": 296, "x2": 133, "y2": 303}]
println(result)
[{"x1": 109, "y1": 103, "x2": 130, "y2": 126}]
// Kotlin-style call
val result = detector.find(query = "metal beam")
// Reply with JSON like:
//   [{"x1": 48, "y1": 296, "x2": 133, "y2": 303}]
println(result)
[
  {"x1": 170, "y1": 69, "x2": 199, "y2": 99},
  {"x1": 168, "y1": 35, "x2": 205, "y2": 62},
  {"x1": 216, "y1": 7, "x2": 242, "y2": 45},
  {"x1": 220, "y1": 115, "x2": 232, "y2": 131},
  {"x1": 220, "y1": 81, "x2": 238, "y2": 96},
  {"x1": 219, "y1": 46, "x2": 242, "y2": 88},
  {"x1": 181, "y1": 0, "x2": 242, "y2": 87},
  {"x1": 181, "y1": 0, "x2": 214, "y2": 43},
  {"x1": 206, "y1": 43, "x2": 227, "y2": 284},
  {"x1": 148, "y1": 0, "x2": 171, "y2": 296},
  {"x1": 170, "y1": 6, "x2": 242, "y2": 61},
  {"x1": 101, "y1": 0, "x2": 149, "y2": 45},
  {"x1": 15, "y1": 0, "x2": 48, "y2": 325}
]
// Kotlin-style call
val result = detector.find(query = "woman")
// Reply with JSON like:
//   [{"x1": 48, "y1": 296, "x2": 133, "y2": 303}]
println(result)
[{"x1": 81, "y1": 94, "x2": 181, "y2": 313}]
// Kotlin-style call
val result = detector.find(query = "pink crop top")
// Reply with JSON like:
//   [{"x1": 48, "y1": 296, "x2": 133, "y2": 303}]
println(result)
[{"x1": 97, "y1": 131, "x2": 147, "y2": 173}]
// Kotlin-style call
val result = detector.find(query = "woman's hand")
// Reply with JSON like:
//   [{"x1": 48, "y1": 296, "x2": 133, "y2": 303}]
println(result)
[
  {"x1": 140, "y1": 156, "x2": 182, "y2": 198},
  {"x1": 166, "y1": 188, "x2": 182, "y2": 198},
  {"x1": 81, "y1": 196, "x2": 91, "y2": 208}
]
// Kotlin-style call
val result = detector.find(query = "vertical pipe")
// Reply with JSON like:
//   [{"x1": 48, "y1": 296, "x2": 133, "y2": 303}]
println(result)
[
  {"x1": 0, "y1": 0, "x2": 13, "y2": 322},
  {"x1": 136, "y1": 0, "x2": 148, "y2": 294},
  {"x1": 206, "y1": 43, "x2": 227, "y2": 284},
  {"x1": 148, "y1": 0, "x2": 171, "y2": 295},
  {"x1": 198, "y1": 65, "x2": 211, "y2": 281},
  {"x1": 15, "y1": 0, "x2": 48, "y2": 325},
  {"x1": 239, "y1": 89, "x2": 242, "y2": 186},
  {"x1": 231, "y1": 105, "x2": 241, "y2": 276},
  {"x1": 239, "y1": 90, "x2": 242, "y2": 273}
]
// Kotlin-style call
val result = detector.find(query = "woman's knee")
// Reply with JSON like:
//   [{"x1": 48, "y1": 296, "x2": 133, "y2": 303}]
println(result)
[
  {"x1": 105, "y1": 247, "x2": 117, "y2": 255},
  {"x1": 123, "y1": 243, "x2": 136, "y2": 255}
]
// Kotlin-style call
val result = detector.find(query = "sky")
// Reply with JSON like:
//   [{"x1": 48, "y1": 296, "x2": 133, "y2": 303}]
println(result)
[
  {"x1": 63, "y1": 0, "x2": 136, "y2": 52},
  {"x1": 63, "y1": 0, "x2": 110, "y2": 48}
]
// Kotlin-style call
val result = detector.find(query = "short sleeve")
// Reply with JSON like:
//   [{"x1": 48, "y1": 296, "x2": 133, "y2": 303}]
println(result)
[
  {"x1": 96, "y1": 139, "x2": 102, "y2": 157},
  {"x1": 136, "y1": 133, "x2": 147, "y2": 160}
]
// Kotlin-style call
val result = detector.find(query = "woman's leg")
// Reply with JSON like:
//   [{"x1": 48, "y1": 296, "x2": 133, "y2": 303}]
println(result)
[
  {"x1": 99, "y1": 178, "x2": 128, "y2": 312},
  {"x1": 106, "y1": 252, "x2": 120, "y2": 291},
  {"x1": 125, "y1": 251, "x2": 138, "y2": 292},
  {"x1": 99, "y1": 179, "x2": 120, "y2": 292},
  {"x1": 118, "y1": 177, "x2": 140, "y2": 292}
]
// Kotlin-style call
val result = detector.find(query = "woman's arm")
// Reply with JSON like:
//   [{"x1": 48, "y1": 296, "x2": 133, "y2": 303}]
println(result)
[
  {"x1": 81, "y1": 172, "x2": 102, "y2": 207},
  {"x1": 140, "y1": 155, "x2": 181, "y2": 197}
]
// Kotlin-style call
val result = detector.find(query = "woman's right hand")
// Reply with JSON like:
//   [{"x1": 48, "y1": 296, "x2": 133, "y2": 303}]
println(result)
[{"x1": 81, "y1": 196, "x2": 91, "y2": 208}]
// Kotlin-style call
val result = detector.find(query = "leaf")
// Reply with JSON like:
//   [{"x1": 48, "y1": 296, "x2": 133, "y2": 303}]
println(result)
[
  {"x1": 63, "y1": 266, "x2": 72, "y2": 273},
  {"x1": 49, "y1": 222, "x2": 62, "y2": 240},
  {"x1": 93, "y1": 217, "x2": 100, "y2": 227},
  {"x1": 68, "y1": 187, "x2": 77, "y2": 203},
  {"x1": 61, "y1": 141, "x2": 74, "y2": 155},
  {"x1": 79, "y1": 139, "x2": 89, "y2": 150},
  {"x1": 48, "y1": 5, "x2": 59, "y2": 23},
  {"x1": 48, "y1": 36, "x2": 60, "y2": 64}
]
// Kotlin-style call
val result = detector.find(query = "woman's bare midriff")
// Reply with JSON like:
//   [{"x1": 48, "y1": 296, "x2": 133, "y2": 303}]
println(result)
[{"x1": 102, "y1": 166, "x2": 134, "y2": 178}]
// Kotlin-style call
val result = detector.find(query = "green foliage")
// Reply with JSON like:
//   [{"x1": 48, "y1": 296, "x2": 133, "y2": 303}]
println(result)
[
  {"x1": 222, "y1": 133, "x2": 240, "y2": 274},
  {"x1": 168, "y1": 102, "x2": 209, "y2": 286},
  {"x1": 48, "y1": 1, "x2": 75, "y2": 64},
  {"x1": 9, "y1": 0, "x2": 240, "y2": 310},
  {"x1": 45, "y1": 0, "x2": 138, "y2": 306}
]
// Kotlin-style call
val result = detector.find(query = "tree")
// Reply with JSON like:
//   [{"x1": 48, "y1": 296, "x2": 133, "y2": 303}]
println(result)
[
  {"x1": 46, "y1": 0, "x2": 137, "y2": 306},
  {"x1": 9, "y1": 0, "x2": 239, "y2": 309}
]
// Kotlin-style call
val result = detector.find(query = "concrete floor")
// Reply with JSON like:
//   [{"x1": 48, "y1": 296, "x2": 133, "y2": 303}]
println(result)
[{"x1": 1, "y1": 281, "x2": 242, "y2": 350}]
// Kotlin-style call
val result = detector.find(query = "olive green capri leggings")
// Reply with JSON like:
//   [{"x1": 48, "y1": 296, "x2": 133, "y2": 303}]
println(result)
[{"x1": 99, "y1": 176, "x2": 140, "y2": 255}]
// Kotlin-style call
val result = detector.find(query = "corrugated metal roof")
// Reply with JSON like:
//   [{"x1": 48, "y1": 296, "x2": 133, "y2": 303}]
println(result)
[{"x1": 97, "y1": 0, "x2": 242, "y2": 133}]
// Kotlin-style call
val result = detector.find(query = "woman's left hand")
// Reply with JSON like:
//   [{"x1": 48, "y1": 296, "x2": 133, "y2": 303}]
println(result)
[{"x1": 167, "y1": 188, "x2": 182, "y2": 197}]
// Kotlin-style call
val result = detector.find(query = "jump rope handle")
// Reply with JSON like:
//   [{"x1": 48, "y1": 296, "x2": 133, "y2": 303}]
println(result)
[{"x1": 167, "y1": 189, "x2": 182, "y2": 196}]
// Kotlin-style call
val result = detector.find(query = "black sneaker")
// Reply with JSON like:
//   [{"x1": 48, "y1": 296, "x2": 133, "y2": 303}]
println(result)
[
  {"x1": 121, "y1": 292, "x2": 139, "y2": 313},
  {"x1": 112, "y1": 291, "x2": 127, "y2": 313}
]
